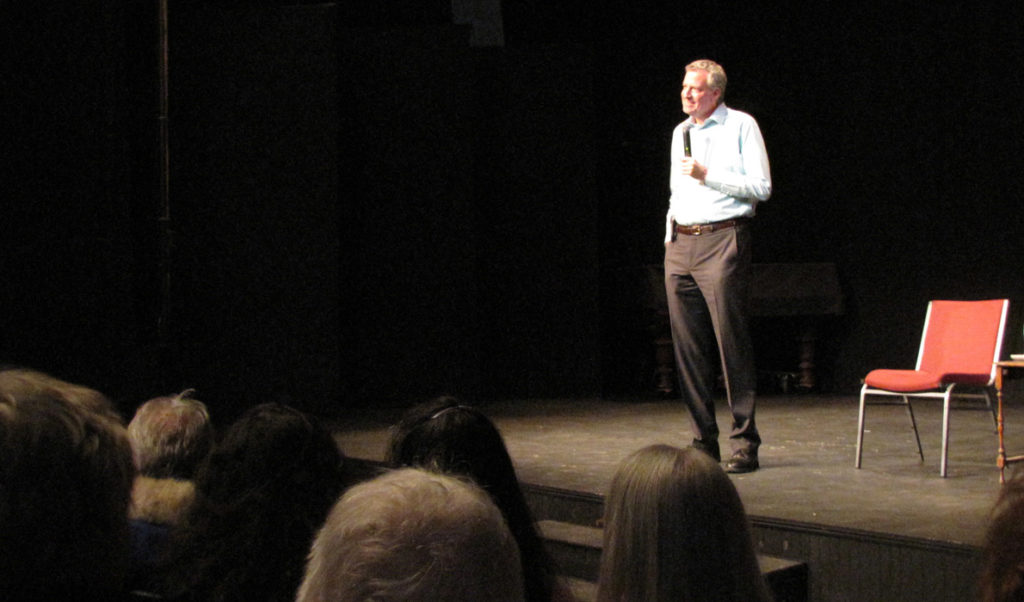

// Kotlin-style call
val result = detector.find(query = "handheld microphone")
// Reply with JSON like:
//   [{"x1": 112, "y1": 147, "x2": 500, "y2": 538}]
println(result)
[{"x1": 681, "y1": 123, "x2": 693, "y2": 157}]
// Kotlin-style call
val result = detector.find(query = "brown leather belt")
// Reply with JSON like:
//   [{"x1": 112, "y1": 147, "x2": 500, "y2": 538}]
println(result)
[{"x1": 673, "y1": 218, "x2": 748, "y2": 236}]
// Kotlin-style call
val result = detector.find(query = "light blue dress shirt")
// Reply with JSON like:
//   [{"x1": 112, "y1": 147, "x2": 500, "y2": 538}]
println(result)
[{"x1": 664, "y1": 103, "x2": 772, "y2": 242}]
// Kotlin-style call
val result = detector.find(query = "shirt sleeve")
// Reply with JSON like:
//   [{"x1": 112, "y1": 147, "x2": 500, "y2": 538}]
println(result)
[{"x1": 702, "y1": 116, "x2": 772, "y2": 202}]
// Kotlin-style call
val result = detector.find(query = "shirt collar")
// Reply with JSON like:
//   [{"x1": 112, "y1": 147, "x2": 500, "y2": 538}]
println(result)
[{"x1": 687, "y1": 103, "x2": 728, "y2": 129}]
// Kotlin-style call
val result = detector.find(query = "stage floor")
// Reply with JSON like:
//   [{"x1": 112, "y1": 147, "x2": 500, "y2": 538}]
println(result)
[{"x1": 331, "y1": 393, "x2": 1024, "y2": 548}]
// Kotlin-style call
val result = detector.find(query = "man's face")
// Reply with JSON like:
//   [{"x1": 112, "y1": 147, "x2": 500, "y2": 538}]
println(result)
[{"x1": 681, "y1": 69, "x2": 720, "y2": 122}]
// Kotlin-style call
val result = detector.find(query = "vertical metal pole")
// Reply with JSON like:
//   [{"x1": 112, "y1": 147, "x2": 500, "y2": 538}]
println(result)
[{"x1": 156, "y1": 0, "x2": 172, "y2": 350}]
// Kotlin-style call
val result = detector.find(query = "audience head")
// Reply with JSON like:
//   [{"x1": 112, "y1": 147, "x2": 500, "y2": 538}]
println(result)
[
  {"x1": 196, "y1": 401, "x2": 345, "y2": 511},
  {"x1": 386, "y1": 395, "x2": 558, "y2": 602},
  {"x1": 297, "y1": 467, "x2": 525, "y2": 602},
  {"x1": 0, "y1": 368, "x2": 135, "y2": 600},
  {"x1": 0, "y1": 366, "x2": 123, "y2": 424},
  {"x1": 128, "y1": 388, "x2": 213, "y2": 480},
  {"x1": 979, "y1": 473, "x2": 1024, "y2": 602},
  {"x1": 387, "y1": 396, "x2": 522, "y2": 509},
  {"x1": 597, "y1": 444, "x2": 769, "y2": 602},
  {"x1": 164, "y1": 401, "x2": 347, "y2": 602}
]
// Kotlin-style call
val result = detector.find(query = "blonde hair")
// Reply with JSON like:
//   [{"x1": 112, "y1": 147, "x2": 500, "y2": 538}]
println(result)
[
  {"x1": 596, "y1": 444, "x2": 770, "y2": 602},
  {"x1": 0, "y1": 369, "x2": 135, "y2": 598}
]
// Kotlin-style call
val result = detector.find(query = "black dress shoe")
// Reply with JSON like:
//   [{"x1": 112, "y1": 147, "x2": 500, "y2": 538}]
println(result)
[
  {"x1": 691, "y1": 438, "x2": 721, "y2": 463},
  {"x1": 725, "y1": 449, "x2": 759, "y2": 473}
]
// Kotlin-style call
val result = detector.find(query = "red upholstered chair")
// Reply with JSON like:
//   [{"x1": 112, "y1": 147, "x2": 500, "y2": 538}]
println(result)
[{"x1": 855, "y1": 299, "x2": 1009, "y2": 477}]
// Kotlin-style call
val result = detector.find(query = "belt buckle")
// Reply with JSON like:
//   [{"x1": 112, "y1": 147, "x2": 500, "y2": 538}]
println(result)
[{"x1": 692, "y1": 224, "x2": 704, "y2": 236}]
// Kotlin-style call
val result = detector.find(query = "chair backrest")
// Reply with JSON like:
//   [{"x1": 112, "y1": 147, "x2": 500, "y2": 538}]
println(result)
[{"x1": 915, "y1": 299, "x2": 1009, "y2": 386}]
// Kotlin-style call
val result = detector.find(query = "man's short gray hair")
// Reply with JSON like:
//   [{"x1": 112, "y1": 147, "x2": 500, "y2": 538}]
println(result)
[
  {"x1": 686, "y1": 59, "x2": 727, "y2": 98},
  {"x1": 127, "y1": 389, "x2": 213, "y2": 479}
]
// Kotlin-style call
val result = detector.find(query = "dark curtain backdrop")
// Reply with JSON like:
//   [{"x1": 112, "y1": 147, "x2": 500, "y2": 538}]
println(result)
[{"x1": 2, "y1": 1, "x2": 1024, "y2": 418}]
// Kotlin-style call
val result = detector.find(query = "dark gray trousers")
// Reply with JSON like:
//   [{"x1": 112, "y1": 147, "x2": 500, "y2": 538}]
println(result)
[{"x1": 664, "y1": 222, "x2": 760, "y2": 453}]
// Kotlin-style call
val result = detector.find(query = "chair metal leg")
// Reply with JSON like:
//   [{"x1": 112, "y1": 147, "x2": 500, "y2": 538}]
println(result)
[
  {"x1": 856, "y1": 384, "x2": 867, "y2": 468},
  {"x1": 902, "y1": 395, "x2": 924, "y2": 462},
  {"x1": 984, "y1": 389, "x2": 998, "y2": 430},
  {"x1": 940, "y1": 386, "x2": 953, "y2": 478}
]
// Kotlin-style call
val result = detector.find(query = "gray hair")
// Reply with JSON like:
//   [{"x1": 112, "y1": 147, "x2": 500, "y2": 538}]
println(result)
[
  {"x1": 127, "y1": 389, "x2": 213, "y2": 479},
  {"x1": 686, "y1": 59, "x2": 727, "y2": 99},
  {"x1": 297, "y1": 467, "x2": 525, "y2": 602}
]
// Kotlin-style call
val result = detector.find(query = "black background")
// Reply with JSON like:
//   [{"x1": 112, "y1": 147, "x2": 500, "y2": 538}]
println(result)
[{"x1": 2, "y1": 1, "x2": 1022, "y2": 421}]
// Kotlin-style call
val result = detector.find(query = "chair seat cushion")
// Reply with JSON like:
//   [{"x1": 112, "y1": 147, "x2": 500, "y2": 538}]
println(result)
[
  {"x1": 864, "y1": 369, "x2": 942, "y2": 392},
  {"x1": 865, "y1": 369, "x2": 991, "y2": 392}
]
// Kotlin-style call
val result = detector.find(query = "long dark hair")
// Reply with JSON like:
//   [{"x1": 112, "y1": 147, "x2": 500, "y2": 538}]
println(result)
[
  {"x1": 386, "y1": 396, "x2": 558, "y2": 602},
  {"x1": 162, "y1": 402, "x2": 346, "y2": 602}
]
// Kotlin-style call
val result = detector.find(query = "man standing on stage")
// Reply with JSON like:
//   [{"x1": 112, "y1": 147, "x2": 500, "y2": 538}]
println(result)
[{"x1": 664, "y1": 59, "x2": 771, "y2": 473}]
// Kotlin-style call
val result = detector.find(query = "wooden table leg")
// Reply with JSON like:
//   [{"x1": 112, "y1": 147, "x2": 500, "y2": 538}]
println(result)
[{"x1": 998, "y1": 366, "x2": 1007, "y2": 484}]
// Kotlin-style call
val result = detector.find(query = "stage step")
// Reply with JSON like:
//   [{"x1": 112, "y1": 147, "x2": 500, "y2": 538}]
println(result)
[
  {"x1": 539, "y1": 519, "x2": 809, "y2": 602},
  {"x1": 345, "y1": 459, "x2": 808, "y2": 600},
  {"x1": 561, "y1": 576, "x2": 596, "y2": 602}
]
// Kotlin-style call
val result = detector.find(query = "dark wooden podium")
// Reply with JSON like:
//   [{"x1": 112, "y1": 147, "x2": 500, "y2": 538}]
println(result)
[{"x1": 648, "y1": 262, "x2": 844, "y2": 394}]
